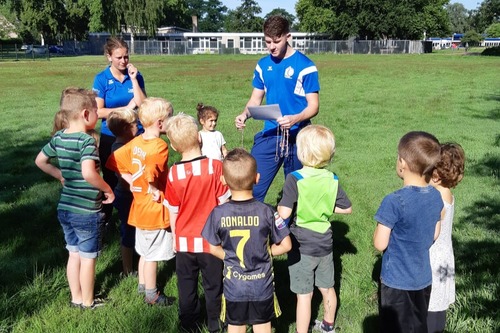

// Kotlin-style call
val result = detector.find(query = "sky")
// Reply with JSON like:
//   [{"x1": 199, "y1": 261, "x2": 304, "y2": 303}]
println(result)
[{"x1": 221, "y1": 0, "x2": 482, "y2": 17}]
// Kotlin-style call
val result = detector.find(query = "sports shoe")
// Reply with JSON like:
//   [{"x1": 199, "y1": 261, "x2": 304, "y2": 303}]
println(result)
[
  {"x1": 69, "y1": 301, "x2": 82, "y2": 308},
  {"x1": 313, "y1": 319, "x2": 335, "y2": 333},
  {"x1": 81, "y1": 298, "x2": 106, "y2": 310},
  {"x1": 145, "y1": 292, "x2": 175, "y2": 306}
]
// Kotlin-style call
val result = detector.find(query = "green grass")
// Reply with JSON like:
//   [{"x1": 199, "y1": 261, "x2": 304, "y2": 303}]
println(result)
[{"x1": 0, "y1": 53, "x2": 499, "y2": 332}]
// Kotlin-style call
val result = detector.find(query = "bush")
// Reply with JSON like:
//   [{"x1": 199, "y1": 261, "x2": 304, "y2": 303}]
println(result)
[{"x1": 481, "y1": 46, "x2": 500, "y2": 56}]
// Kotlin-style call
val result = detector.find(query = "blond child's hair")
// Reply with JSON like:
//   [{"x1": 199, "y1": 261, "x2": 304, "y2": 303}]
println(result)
[
  {"x1": 164, "y1": 113, "x2": 199, "y2": 153},
  {"x1": 398, "y1": 131, "x2": 441, "y2": 180},
  {"x1": 433, "y1": 142, "x2": 465, "y2": 188},
  {"x1": 223, "y1": 148, "x2": 257, "y2": 191},
  {"x1": 138, "y1": 97, "x2": 173, "y2": 128},
  {"x1": 107, "y1": 109, "x2": 138, "y2": 137},
  {"x1": 296, "y1": 125, "x2": 336, "y2": 168},
  {"x1": 59, "y1": 87, "x2": 96, "y2": 120}
]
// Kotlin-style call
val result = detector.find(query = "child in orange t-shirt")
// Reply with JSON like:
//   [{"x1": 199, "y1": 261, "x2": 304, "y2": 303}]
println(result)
[{"x1": 106, "y1": 97, "x2": 174, "y2": 306}]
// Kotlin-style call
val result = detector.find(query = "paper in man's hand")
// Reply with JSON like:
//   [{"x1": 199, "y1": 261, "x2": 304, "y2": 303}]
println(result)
[{"x1": 248, "y1": 104, "x2": 282, "y2": 121}]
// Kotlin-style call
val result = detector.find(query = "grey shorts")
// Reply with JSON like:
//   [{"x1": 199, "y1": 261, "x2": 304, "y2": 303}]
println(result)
[
  {"x1": 288, "y1": 252, "x2": 335, "y2": 294},
  {"x1": 135, "y1": 228, "x2": 175, "y2": 261}
]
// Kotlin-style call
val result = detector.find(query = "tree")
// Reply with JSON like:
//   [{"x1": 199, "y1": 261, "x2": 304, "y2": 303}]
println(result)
[
  {"x1": 486, "y1": 22, "x2": 500, "y2": 36},
  {"x1": 296, "y1": 0, "x2": 450, "y2": 39},
  {"x1": 446, "y1": 3, "x2": 470, "y2": 33},
  {"x1": 470, "y1": 0, "x2": 500, "y2": 33},
  {"x1": 188, "y1": 0, "x2": 228, "y2": 32},
  {"x1": 461, "y1": 29, "x2": 484, "y2": 45},
  {"x1": 18, "y1": 0, "x2": 66, "y2": 44},
  {"x1": 224, "y1": 0, "x2": 263, "y2": 32},
  {"x1": 264, "y1": 8, "x2": 296, "y2": 29}
]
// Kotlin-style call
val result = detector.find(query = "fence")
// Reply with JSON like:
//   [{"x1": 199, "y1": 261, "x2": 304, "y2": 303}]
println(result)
[
  {"x1": 127, "y1": 39, "x2": 425, "y2": 55},
  {"x1": 1, "y1": 39, "x2": 427, "y2": 60}
]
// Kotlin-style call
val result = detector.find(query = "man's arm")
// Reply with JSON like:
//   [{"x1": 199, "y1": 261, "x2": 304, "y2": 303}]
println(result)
[
  {"x1": 235, "y1": 88, "x2": 265, "y2": 129},
  {"x1": 277, "y1": 92, "x2": 319, "y2": 129}
]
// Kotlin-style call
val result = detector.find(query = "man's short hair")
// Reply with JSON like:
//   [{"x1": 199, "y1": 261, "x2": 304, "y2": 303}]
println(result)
[
  {"x1": 263, "y1": 15, "x2": 290, "y2": 38},
  {"x1": 223, "y1": 148, "x2": 257, "y2": 191},
  {"x1": 297, "y1": 125, "x2": 336, "y2": 168},
  {"x1": 398, "y1": 131, "x2": 441, "y2": 179},
  {"x1": 164, "y1": 113, "x2": 199, "y2": 153}
]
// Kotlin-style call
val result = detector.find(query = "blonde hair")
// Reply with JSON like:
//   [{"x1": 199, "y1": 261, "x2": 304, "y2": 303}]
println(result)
[
  {"x1": 297, "y1": 125, "x2": 336, "y2": 168},
  {"x1": 107, "y1": 109, "x2": 137, "y2": 137},
  {"x1": 59, "y1": 87, "x2": 96, "y2": 120},
  {"x1": 138, "y1": 97, "x2": 173, "y2": 128},
  {"x1": 223, "y1": 148, "x2": 257, "y2": 191},
  {"x1": 164, "y1": 113, "x2": 199, "y2": 153}
]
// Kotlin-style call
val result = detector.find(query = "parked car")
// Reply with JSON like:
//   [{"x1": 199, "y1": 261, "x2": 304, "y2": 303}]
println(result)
[
  {"x1": 49, "y1": 45, "x2": 64, "y2": 54},
  {"x1": 25, "y1": 45, "x2": 47, "y2": 55}
]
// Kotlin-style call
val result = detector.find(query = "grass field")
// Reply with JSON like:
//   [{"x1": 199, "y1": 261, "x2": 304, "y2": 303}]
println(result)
[{"x1": 0, "y1": 53, "x2": 499, "y2": 332}]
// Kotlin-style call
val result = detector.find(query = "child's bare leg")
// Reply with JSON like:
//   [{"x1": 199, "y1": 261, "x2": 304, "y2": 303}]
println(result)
[
  {"x1": 138, "y1": 256, "x2": 145, "y2": 285},
  {"x1": 144, "y1": 260, "x2": 158, "y2": 290},
  {"x1": 253, "y1": 322, "x2": 271, "y2": 333},
  {"x1": 67, "y1": 251, "x2": 82, "y2": 303},
  {"x1": 296, "y1": 292, "x2": 313, "y2": 333},
  {"x1": 80, "y1": 257, "x2": 96, "y2": 306},
  {"x1": 228, "y1": 324, "x2": 247, "y2": 333},
  {"x1": 318, "y1": 287, "x2": 337, "y2": 326}
]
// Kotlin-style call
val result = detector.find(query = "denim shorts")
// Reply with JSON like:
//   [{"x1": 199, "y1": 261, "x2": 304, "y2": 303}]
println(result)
[{"x1": 57, "y1": 210, "x2": 105, "y2": 259}]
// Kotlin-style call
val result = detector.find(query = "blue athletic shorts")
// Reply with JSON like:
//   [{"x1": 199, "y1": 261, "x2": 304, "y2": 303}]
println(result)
[{"x1": 57, "y1": 210, "x2": 106, "y2": 259}]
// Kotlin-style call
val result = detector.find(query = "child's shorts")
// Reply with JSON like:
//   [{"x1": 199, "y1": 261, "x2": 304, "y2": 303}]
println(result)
[
  {"x1": 221, "y1": 295, "x2": 280, "y2": 325},
  {"x1": 57, "y1": 210, "x2": 106, "y2": 259},
  {"x1": 135, "y1": 228, "x2": 175, "y2": 261},
  {"x1": 288, "y1": 252, "x2": 335, "y2": 294}
]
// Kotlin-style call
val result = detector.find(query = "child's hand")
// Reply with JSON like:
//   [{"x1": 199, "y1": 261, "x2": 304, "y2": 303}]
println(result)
[
  {"x1": 151, "y1": 189, "x2": 160, "y2": 202},
  {"x1": 102, "y1": 191, "x2": 115, "y2": 204}
]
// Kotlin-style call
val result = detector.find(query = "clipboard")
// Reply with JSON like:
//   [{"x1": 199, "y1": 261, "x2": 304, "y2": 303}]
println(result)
[{"x1": 248, "y1": 104, "x2": 282, "y2": 121}]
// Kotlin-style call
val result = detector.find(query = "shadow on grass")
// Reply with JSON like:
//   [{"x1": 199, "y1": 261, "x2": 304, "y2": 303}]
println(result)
[{"x1": 273, "y1": 221, "x2": 357, "y2": 332}]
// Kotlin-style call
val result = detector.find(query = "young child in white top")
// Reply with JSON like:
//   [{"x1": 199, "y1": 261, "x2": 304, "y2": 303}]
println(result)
[
  {"x1": 427, "y1": 142, "x2": 465, "y2": 333},
  {"x1": 197, "y1": 102, "x2": 227, "y2": 160}
]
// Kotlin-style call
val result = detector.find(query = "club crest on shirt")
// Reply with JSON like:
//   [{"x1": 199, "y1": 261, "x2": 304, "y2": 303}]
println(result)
[
  {"x1": 274, "y1": 212, "x2": 286, "y2": 230},
  {"x1": 284, "y1": 66, "x2": 294, "y2": 79},
  {"x1": 267, "y1": 66, "x2": 273, "y2": 71},
  {"x1": 108, "y1": 79, "x2": 114, "y2": 85},
  {"x1": 128, "y1": 88, "x2": 134, "y2": 93}
]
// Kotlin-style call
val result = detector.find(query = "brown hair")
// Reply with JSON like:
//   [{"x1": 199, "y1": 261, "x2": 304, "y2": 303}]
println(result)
[
  {"x1": 398, "y1": 131, "x2": 441, "y2": 180},
  {"x1": 164, "y1": 113, "x2": 199, "y2": 153},
  {"x1": 59, "y1": 87, "x2": 96, "y2": 120},
  {"x1": 223, "y1": 148, "x2": 257, "y2": 191},
  {"x1": 51, "y1": 110, "x2": 68, "y2": 135},
  {"x1": 433, "y1": 142, "x2": 465, "y2": 188},
  {"x1": 104, "y1": 36, "x2": 128, "y2": 56},
  {"x1": 196, "y1": 102, "x2": 219, "y2": 123},
  {"x1": 263, "y1": 15, "x2": 290, "y2": 38},
  {"x1": 107, "y1": 109, "x2": 138, "y2": 138}
]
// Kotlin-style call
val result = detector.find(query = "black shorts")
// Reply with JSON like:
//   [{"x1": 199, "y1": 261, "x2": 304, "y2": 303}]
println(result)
[{"x1": 221, "y1": 294, "x2": 281, "y2": 325}]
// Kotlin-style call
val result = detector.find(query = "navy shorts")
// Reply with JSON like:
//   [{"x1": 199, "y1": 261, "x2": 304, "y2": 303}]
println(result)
[
  {"x1": 57, "y1": 210, "x2": 105, "y2": 259},
  {"x1": 222, "y1": 295, "x2": 280, "y2": 325}
]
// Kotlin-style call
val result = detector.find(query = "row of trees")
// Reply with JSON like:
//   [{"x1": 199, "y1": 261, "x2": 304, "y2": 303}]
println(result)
[{"x1": 0, "y1": 0, "x2": 499, "y2": 44}]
